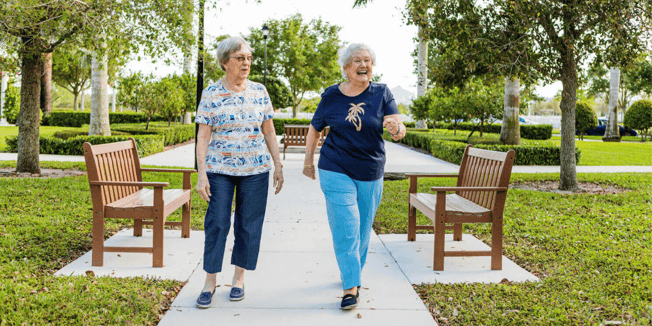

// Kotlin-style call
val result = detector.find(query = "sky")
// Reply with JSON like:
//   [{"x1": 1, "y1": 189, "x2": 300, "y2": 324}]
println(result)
[{"x1": 125, "y1": 0, "x2": 562, "y2": 99}]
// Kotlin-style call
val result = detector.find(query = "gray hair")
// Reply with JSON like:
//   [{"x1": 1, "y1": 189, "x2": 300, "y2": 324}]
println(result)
[
  {"x1": 216, "y1": 36, "x2": 253, "y2": 71},
  {"x1": 338, "y1": 43, "x2": 377, "y2": 79}
]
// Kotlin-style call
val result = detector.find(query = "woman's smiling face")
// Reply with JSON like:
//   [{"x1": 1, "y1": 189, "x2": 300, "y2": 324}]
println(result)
[{"x1": 344, "y1": 50, "x2": 373, "y2": 84}]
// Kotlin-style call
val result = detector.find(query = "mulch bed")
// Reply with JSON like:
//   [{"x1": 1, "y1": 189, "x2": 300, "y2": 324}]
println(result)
[
  {"x1": 0, "y1": 168, "x2": 87, "y2": 179},
  {"x1": 510, "y1": 181, "x2": 629, "y2": 194}
]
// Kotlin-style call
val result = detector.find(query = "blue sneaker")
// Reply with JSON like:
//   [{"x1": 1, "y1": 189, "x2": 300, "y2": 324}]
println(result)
[
  {"x1": 196, "y1": 290, "x2": 214, "y2": 309},
  {"x1": 229, "y1": 285, "x2": 245, "y2": 301}
]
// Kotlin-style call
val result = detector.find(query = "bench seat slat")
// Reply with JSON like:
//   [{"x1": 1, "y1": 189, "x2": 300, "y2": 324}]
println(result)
[{"x1": 411, "y1": 193, "x2": 490, "y2": 215}]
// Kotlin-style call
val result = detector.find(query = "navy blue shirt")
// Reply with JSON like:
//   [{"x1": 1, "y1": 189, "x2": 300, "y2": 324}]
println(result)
[{"x1": 311, "y1": 82, "x2": 399, "y2": 181}]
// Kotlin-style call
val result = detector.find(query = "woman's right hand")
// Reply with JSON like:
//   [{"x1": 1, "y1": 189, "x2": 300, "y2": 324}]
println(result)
[
  {"x1": 196, "y1": 174, "x2": 211, "y2": 202},
  {"x1": 303, "y1": 163, "x2": 316, "y2": 180}
]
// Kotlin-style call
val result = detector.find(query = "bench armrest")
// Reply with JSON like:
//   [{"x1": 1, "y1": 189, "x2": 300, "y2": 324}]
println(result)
[
  {"x1": 89, "y1": 181, "x2": 169, "y2": 188},
  {"x1": 430, "y1": 186, "x2": 508, "y2": 192},
  {"x1": 405, "y1": 173, "x2": 459, "y2": 178},
  {"x1": 140, "y1": 168, "x2": 197, "y2": 173}
]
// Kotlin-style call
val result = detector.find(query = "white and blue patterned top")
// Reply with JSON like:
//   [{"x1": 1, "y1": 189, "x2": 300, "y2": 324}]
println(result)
[{"x1": 195, "y1": 80, "x2": 275, "y2": 176}]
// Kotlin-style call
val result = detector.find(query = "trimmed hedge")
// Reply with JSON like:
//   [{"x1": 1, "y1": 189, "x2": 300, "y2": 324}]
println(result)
[
  {"x1": 5, "y1": 135, "x2": 164, "y2": 157},
  {"x1": 427, "y1": 121, "x2": 552, "y2": 140},
  {"x1": 109, "y1": 124, "x2": 195, "y2": 146},
  {"x1": 42, "y1": 111, "x2": 168, "y2": 127},
  {"x1": 385, "y1": 130, "x2": 580, "y2": 166}
]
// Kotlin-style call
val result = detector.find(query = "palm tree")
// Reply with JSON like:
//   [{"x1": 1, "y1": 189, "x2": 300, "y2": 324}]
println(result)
[{"x1": 346, "y1": 102, "x2": 365, "y2": 131}]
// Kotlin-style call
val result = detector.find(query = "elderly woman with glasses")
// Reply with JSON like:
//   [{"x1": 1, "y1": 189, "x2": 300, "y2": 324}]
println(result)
[
  {"x1": 194, "y1": 36, "x2": 284, "y2": 308},
  {"x1": 302, "y1": 43, "x2": 406, "y2": 310}
]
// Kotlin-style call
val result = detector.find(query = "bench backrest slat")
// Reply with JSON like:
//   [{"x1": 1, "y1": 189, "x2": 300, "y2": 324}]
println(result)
[
  {"x1": 456, "y1": 145, "x2": 515, "y2": 210},
  {"x1": 83, "y1": 138, "x2": 143, "y2": 205}
]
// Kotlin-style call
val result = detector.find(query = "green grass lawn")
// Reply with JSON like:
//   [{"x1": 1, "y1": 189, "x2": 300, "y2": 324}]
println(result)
[
  {"x1": 0, "y1": 126, "x2": 81, "y2": 152},
  {"x1": 555, "y1": 140, "x2": 652, "y2": 166},
  {"x1": 0, "y1": 161, "x2": 207, "y2": 325},
  {"x1": 376, "y1": 173, "x2": 652, "y2": 325}
]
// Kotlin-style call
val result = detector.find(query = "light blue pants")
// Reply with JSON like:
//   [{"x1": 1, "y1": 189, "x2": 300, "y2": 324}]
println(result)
[{"x1": 318, "y1": 169, "x2": 383, "y2": 290}]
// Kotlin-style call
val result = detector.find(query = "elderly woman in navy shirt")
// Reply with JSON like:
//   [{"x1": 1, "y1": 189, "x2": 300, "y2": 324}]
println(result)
[{"x1": 302, "y1": 43, "x2": 406, "y2": 310}]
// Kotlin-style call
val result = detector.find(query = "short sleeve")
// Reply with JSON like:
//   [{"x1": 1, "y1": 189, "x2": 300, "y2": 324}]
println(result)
[
  {"x1": 383, "y1": 86, "x2": 400, "y2": 116},
  {"x1": 261, "y1": 86, "x2": 274, "y2": 121},
  {"x1": 310, "y1": 94, "x2": 327, "y2": 132},
  {"x1": 195, "y1": 87, "x2": 216, "y2": 126}
]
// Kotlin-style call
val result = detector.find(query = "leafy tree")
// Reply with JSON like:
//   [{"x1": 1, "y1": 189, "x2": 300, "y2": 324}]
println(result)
[
  {"x1": 117, "y1": 72, "x2": 153, "y2": 113},
  {"x1": 51, "y1": 46, "x2": 91, "y2": 111},
  {"x1": 0, "y1": 0, "x2": 194, "y2": 173},
  {"x1": 157, "y1": 77, "x2": 185, "y2": 127},
  {"x1": 406, "y1": 0, "x2": 652, "y2": 190},
  {"x1": 248, "y1": 75, "x2": 293, "y2": 110},
  {"x1": 169, "y1": 73, "x2": 197, "y2": 118},
  {"x1": 465, "y1": 78, "x2": 504, "y2": 136},
  {"x1": 575, "y1": 102, "x2": 598, "y2": 141},
  {"x1": 298, "y1": 97, "x2": 321, "y2": 113},
  {"x1": 624, "y1": 100, "x2": 652, "y2": 141},
  {"x1": 246, "y1": 14, "x2": 342, "y2": 117},
  {"x1": 586, "y1": 55, "x2": 652, "y2": 114}
]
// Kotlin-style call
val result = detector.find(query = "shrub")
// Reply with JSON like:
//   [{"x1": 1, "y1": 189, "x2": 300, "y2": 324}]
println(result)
[
  {"x1": 2, "y1": 85, "x2": 20, "y2": 124},
  {"x1": 5, "y1": 135, "x2": 164, "y2": 157},
  {"x1": 42, "y1": 111, "x2": 167, "y2": 127},
  {"x1": 624, "y1": 100, "x2": 652, "y2": 141},
  {"x1": 384, "y1": 130, "x2": 580, "y2": 165},
  {"x1": 110, "y1": 123, "x2": 195, "y2": 146},
  {"x1": 575, "y1": 102, "x2": 598, "y2": 140},
  {"x1": 429, "y1": 121, "x2": 553, "y2": 140}
]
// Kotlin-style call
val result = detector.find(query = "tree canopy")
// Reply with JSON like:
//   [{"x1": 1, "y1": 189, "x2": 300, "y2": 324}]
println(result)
[{"x1": 246, "y1": 14, "x2": 342, "y2": 117}]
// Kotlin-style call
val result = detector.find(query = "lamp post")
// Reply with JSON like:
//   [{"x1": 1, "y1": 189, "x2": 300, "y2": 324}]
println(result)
[{"x1": 262, "y1": 24, "x2": 269, "y2": 86}]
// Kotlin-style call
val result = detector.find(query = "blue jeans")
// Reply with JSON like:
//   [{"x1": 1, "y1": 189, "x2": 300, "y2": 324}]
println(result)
[
  {"x1": 318, "y1": 169, "x2": 383, "y2": 290},
  {"x1": 203, "y1": 172, "x2": 269, "y2": 274}
]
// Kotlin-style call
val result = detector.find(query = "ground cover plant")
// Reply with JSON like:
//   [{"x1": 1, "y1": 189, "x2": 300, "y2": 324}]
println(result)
[
  {"x1": 552, "y1": 135, "x2": 645, "y2": 142},
  {"x1": 0, "y1": 161, "x2": 208, "y2": 325},
  {"x1": 375, "y1": 173, "x2": 652, "y2": 325}
]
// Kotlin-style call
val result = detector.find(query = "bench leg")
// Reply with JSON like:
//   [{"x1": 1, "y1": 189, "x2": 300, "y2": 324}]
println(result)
[
  {"x1": 182, "y1": 200, "x2": 191, "y2": 238},
  {"x1": 453, "y1": 223, "x2": 463, "y2": 241},
  {"x1": 133, "y1": 219, "x2": 143, "y2": 237},
  {"x1": 92, "y1": 213, "x2": 104, "y2": 267},
  {"x1": 407, "y1": 204, "x2": 417, "y2": 241},
  {"x1": 152, "y1": 188, "x2": 165, "y2": 268},
  {"x1": 491, "y1": 215, "x2": 503, "y2": 270},
  {"x1": 433, "y1": 192, "x2": 446, "y2": 271}
]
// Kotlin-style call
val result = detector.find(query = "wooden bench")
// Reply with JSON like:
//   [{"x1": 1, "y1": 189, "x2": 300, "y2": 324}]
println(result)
[
  {"x1": 83, "y1": 138, "x2": 196, "y2": 267},
  {"x1": 406, "y1": 145, "x2": 515, "y2": 271},
  {"x1": 283, "y1": 124, "x2": 329, "y2": 159}
]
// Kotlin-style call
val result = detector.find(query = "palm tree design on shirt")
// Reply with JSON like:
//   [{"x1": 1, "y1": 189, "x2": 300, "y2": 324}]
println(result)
[{"x1": 345, "y1": 102, "x2": 365, "y2": 131}]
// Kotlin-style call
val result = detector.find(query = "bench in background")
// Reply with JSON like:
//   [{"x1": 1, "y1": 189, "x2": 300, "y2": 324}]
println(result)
[{"x1": 283, "y1": 124, "x2": 329, "y2": 159}]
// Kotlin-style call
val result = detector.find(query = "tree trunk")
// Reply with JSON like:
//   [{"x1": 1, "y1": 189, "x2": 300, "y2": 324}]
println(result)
[
  {"x1": 603, "y1": 67, "x2": 621, "y2": 142},
  {"x1": 16, "y1": 50, "x2": 42, "y2": 174},
  {"x1": 558, "y1": 55, "x2": 579, "y2": 191},
  {"x1": 40, "y1": 52, "x2": 53, "y2": 116},
  {"x1": 146, "y1": 116, "x2": 151, "y2": 130},
  {"x1": 415, "y1": 26, "x2": 428, "y2": 129},
  {"x1": 89, "y1": 54, "x2": 111, "y2": 136},
  {"x1": 80, "y1": 89, "x2": 84, "y2": 111},
  {"x1": 73, "y1": 93, "x2": 78, "y2": 112},
  {"x1": 499, "y1": 77, "x2": 521, "y2": 145},
  {"x1": 1, "y1": 73, "x2": 8, "y2": 121}
]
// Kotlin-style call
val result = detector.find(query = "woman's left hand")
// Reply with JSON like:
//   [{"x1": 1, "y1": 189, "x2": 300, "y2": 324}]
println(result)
[
  {"x1": 273, "y1": 162, "x2": 284, "y2": 194},
  {"x1": 383, "y1": 115, "x2": 406, "y2": 141}
]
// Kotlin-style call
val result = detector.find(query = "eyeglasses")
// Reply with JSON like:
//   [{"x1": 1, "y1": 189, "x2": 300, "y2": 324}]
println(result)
[{"x1": 229, "y1": 55, "x2": 254, "y2": 63}]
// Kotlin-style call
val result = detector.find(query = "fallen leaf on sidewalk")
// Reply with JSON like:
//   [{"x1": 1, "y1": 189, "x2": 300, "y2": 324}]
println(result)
[{"x1": 357, "y1": 313, "x2": 362, "y2": 319}]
